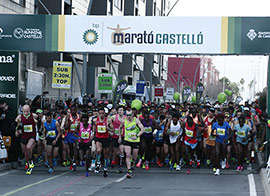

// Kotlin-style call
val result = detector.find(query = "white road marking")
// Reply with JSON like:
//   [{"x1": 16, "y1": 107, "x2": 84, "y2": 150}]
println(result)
[
  {"x1": 248, "y1": 174, "x2": 257, "y2": 196},
  {"x1": 0, "y1": 170, "x2": 17, "y2": 177},
  {"x1": 115, "y1": 175, "x2": 126, "y2": 182}
]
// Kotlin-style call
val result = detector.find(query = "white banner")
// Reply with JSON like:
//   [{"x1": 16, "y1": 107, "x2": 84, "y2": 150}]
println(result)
[
  {"x1": 166, "y1": 88, "x2": 174, "y2": 100},
  {"x1": 64, "y1": 16, "x2": 222, "y2": 54}
]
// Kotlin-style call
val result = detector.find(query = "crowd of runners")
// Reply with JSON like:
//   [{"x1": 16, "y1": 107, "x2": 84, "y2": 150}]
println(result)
[{"x1": 14, "y1": 99, "x2": 267, "y2": 178}]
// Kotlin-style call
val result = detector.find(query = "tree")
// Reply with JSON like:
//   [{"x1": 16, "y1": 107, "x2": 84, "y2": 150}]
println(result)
[
  {"x1": 256, "y1": 88, "x2": 266, "y2": 112},
  {"x1": 239, "y1": 78, "x2": 245, "y2": 94}
]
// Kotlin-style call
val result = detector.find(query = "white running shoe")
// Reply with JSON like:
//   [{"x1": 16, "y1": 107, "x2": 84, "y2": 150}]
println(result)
[
  {"x1": 176, "y1": 165, "x2": 181, "y2": 171},
  {"x1": 214, "y1": 169, "x2": 220, "y2": 176},
  {"x1": 89, "y1": 162, "x2": 95, "y2": 171},
  {"x1": 221, "y1": 160, "x2": 226, "y2": 169}
]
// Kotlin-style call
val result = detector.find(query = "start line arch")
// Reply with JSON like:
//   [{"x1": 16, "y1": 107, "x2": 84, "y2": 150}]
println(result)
[{"x1": 1, "y1": 14, "x2": 270, "y2": 157}]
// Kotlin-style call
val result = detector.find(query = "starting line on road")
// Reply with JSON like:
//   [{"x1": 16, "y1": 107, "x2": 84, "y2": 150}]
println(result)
[{"x1": 0, "y1": 171, "x2": 71, "y2": 196}]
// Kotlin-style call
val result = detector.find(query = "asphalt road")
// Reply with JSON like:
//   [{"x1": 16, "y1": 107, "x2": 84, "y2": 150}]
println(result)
[{"x1": 0, "y1": 163, "x2": 266, "y2": 196}]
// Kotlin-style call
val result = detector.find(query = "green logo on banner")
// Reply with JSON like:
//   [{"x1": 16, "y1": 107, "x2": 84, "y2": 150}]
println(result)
[
  {"x1": 98, "y1": 73, "x2": 113, "y2": 93},
  {"x1": 83, "y1": 29, "x2": 98, "y2": 45}
]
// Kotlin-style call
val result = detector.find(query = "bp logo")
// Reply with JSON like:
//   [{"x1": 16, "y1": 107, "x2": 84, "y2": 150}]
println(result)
[{"x1": 83, "y1": 29, "x2": 98, "y2": 45}]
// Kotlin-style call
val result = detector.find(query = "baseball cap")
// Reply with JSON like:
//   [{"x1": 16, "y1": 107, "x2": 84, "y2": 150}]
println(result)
[{"x1": 36, "y1": 109, "x2": 43, "y2": 114}]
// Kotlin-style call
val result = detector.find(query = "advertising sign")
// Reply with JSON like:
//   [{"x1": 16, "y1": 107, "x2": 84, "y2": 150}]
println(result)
[
  {"x1": 182, "y1": 86, "x2": 192, "y2": 102},
  {"x1": 166, "y1": 88, "x2": 174, "y2": 100},
  {"x1": 0, "y1": 51, "x2": 19, "y2": 118},
  {"x1": 98, "y1": 73, "x2": 113, "y2": 93},
  {"x1": 136, "y1": 80, "x2": 145, "y2": 96},
  {"x1": 155, "y1": 86, "x2": 164, "y2": 97},
  {"x1": 196, "y1": 82, "x2": 204, "y2": 103},
  {"x1": 112, "y1": 80, "x2": 128, "y2": 105},
  {"x1": 52, "y1": 61, "x2": 72, "y2": 89}
]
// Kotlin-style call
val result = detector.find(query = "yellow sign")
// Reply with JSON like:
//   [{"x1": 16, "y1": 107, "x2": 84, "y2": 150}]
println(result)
[{"x1": 52, "y1": 61, "x2": 72, "y2": 89}]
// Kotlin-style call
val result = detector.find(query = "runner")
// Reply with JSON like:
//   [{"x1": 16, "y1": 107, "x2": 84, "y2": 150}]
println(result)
[
  {"x1": 137, "y1": 110, "x2": 160, "y2": 170},
  {"x1": 43, "y1": 112, "x2": 62, "y2": 173},
  {"x1": 15, "y1": 105, "x2": 38, "y2": 175},
  {"x1": 211, "y1": 113, "x2": 232, "y2": 176},
  {"x1": 93, "y1": 107, "x2": 111, "y2": 177},
  {"x1": 184, "y1": 116, "x2": 200, "y2": 174},
  {"x1": 64, "y1": 105, "x2": 80, "y2": 171},
  {"x1": 108, "y1": 105, "x2": 125, "y2": 173},
  {"x1": 234, "y1": 114, "x2": 252, "y2": 171},
  {"x1": 75, "y1": 114, "x2": 93, "y2": 177},
  {"x1": 118, "y1": 108, "x2": 145, "y2": 178}
]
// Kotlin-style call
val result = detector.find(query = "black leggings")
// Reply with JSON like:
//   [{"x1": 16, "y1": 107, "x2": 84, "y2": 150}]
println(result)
[
  {"x1": 139, "y1": 136, "x2": 153, "y2": 162},
  {"x1": 215, "y1": 142, "x2": 227, "y2": 169}
]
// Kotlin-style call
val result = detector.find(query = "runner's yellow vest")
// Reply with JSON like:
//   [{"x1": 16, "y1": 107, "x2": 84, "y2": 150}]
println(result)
[{"x1": 124, "y1": 117, "x2": 140, "y2": 143}]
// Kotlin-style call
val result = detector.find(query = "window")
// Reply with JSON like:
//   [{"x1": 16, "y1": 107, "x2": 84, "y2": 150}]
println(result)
[
  {"x1": 114, "y1": 0, "x2": 123, "y2": 10},
  {"x1": 128, "y1": 77, "x2": 132, "y2": 85},
  {"x1": 11, "y1": 0, "x2": 25, "y2": 7}
]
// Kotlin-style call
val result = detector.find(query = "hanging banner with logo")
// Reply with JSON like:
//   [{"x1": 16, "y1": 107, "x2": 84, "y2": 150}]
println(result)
[
  {"x1": 0, "y1": 51, "x2": 19, "y2": 118},
  {"x1": 196, "y1": 82, "x2": 204, "y2": 103},
  {"x1": 155, "y1": 86, "x2": 164, "y2": 97},
  {"x1": 112, "y1": 80, "x2": 128, "y2": 106},
  {"x1": 182, "y1": 86, "x2": 192, "y2": 102},
  {"x1": 98, "y1": 73, "x2": 113, "y2": 93},
  {"x1": 235, "y1": 96, "x2": 243, "y2": 103},
  {"x1": 166, "y1": 88, "x2": 174, "y2": 100},
  {"x1": 136, "y1": 80, "x2": 145, "y2": 96},
  {"x1": 52, "y1": 61, "x2": 72, "y2": 89}
]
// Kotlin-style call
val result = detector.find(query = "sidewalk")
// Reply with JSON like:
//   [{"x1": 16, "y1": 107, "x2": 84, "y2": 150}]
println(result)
[
  {"x1": 257, "y1": 152, "x2": 270, "y2": 196},
  {"x1": 0, "y1": 159, "x2": 24, "y2": 172}
]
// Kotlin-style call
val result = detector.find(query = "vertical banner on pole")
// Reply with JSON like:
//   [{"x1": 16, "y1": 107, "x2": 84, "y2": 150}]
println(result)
[
  {"x1": 52, "y1": 61, "x2": 72, "y2": 89},
  {"x1": 182, "y1": 86, "x2": 192, "y2": 102},
  {"x1": 98, "y1": 73, "x2": 113, "y2": 93},
  {"x1": 154, "y1": 86, "x2": 164, "y2": 98},
  {"x1": 166, "y1": 88, "x2": 174, "y2": 100},
  {"x1": 196, "y1": 82, "x2": 204, "y2": 103},
  {"x1": 136, "y1": 81, "x2": 145, "y2": 96},
  {"x1": 0, "y1": 51, "x2": 19, "y2": 119}
]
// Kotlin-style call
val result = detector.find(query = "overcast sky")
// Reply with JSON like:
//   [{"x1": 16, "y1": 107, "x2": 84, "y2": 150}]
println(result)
[{"x1": 169, "y1": 0, "x2": 270, "y2": 101}]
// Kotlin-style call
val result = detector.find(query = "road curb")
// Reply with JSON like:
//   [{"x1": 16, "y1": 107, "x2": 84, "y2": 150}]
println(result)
[
  {"x1": 257, "y1": 152, "x2": 270, "y2": 196},
  {"x1": 0, "y1": 159, "x2": 24, "y2": 172}
]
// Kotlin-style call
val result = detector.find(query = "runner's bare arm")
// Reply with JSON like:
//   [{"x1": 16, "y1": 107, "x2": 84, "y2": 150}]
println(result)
[
  {"x1": 164, "y1": 120, "x2": 171, "y2": 135},
  {"x1": 55, "y1": 121, "x2": 62, "y2": 141},
  {"x1": 74, "y1": 123, "x2": 80, "y2": 138}
]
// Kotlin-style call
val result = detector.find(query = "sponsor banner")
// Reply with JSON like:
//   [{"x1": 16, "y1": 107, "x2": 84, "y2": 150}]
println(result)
[
  {"x1": 182, "y1": 86, "x2": 192, "y2": 102},
  {"x1": 196, "y1": 82, "x2": 204, "y2": 103},
  {"x1": 166, "y1": 88, "x2": 174, "y2": 100},
  {"x1": 112, "y1": 80, "x2": 128, "y2": 106},
  {"x1": 65, "y1": 16, "x2": 221, "y2": 54},
  {"x1": 155, "y1": 86, "x2": 164, "y2": 97},
  {"x1": 52, "y1": 61, "x2": 72, "y2": 89},
  {"x1": 136, "y1": 80, "x2": 145, "y2": 96},
  {"x1": 0, "y1": 51, "x2": 19, "y2": 118},
  {"x1": 98, "y1": 73, "x2": 113, "y2": 93}
]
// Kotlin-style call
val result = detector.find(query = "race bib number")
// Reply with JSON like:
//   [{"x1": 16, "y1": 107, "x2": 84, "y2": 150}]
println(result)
[
  {"x1": 128, "y1": 132, "x2": 137, "y2": 140},
  {"x1": 24, "y1": 125, "x2": 33, "y2": 133},
  {"x1": 97, "y1": 125, "x2": 106, "y2": 133},
  {"x1": 47, "y1": 130, "x2": 56, "y2": 137},
  {"x1": 70, "y1": 124, "x2": 77, "y2": 132},
  {"x1": 115, "y1": 129, "x2": 123, "y2": 135},
  {"x1": 217, "y1": 128, "x2": 225, "y2": 136},
  {"x1": 145, "y1": 127, "x2": 152, "y2": 134},
  {"x1": 81, "y1": 131, "x2": 90, "y2": 139},
  {"x1": 209, "y1": 135, "x2": 216, "y2": 141},
  {"x1": 185, "y1": 129, "x2": 193, "y2": 137},
  {"x1": 237, "y1": 131, "x2": 246, "y2": 137},
  {"x1": 158, "y1": 132, "x2": 163, "y2": 140}
]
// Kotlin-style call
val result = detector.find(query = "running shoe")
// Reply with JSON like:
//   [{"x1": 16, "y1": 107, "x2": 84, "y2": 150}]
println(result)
[
  {"x1": 169, "y1": 164, "x2": 174, "y2": 170},
  {"x1": 66, "y1": 160, "x2": 71, "y2": 166},
  {"x1": 174, "y1": 163, "x2": 177, "y2": 169},
  {"x1": 145, "y1": 162, "x2": 149, "y2": 170},
  {"x1": 69, "y1": 164, "x2": 73, "y2": 170},
  {"x1": 29, "y1": 162, "x2": 35, "y2": 169},
  {"x1": 117, "y1": 167, "x2": 123, "y2": 173},
  {"x1": 142, "y1": 163, "x2": 146, "y2": 169},
  {"x1": 197, "y1": 161, "x2": 201, "y2": 168},
  {"x1": 192, "y1": 161, "x2": 196, "y2": 168},
  {"x1": 240, "y1": 166, "x2": 244, "y2": 171},
  {"x1": 89, "y1": 162, "x2": 95, "y2": 171},
  {"x1": 213, "y1": 168, "x2": 216, "y2": 173},
  {"x1": 95, "y1": 164, "x2": 100, "y2": 173},
  {"x1": 136, "y1": 159, "x2": 142, "y2": 168},
  {"x1": 214, "y1": 169, "x2": 220, "y2": 176},
  {"x1": 165, "y1": 158, "x2": 169, "y2": 164},
  {"x1": 53, "y1": 159, "x2": 57, "y2": 167},
  {"x1": 37, "y1": 156, "x2": 43, "y2": 164},
  {"x1": 176, "y1": 165, "x2": 181, "y2": 171},
  {"x1": 206, "y1": 159, "x2": 211, "y2": 166},
  {"x1": 157, "y1": 159, "x2": 161, "y2": 166},
  {"x1": 48, "y1": 168, "x2": 54, "y2": 173},
  {"x1": 72, "y1": 163, "x2": 77, "y2": 171},
  {"x1": 186, "y1": 169, "x2": 191, "y2": 175},
  {"x1": 24, "y1": 163, "x2": 28, "y2": 170},
  {"x1": 225, "y1": 161, "x2": 230, "y2": 169},
  {"x1": 85, "y1": 171, "x2": 89, "y2": 177},
  {"x1": 103, "y1": 168, "x2": 108, "y2": 177},
  {"x1": 221, "y1": 160, "x2": 226, "y2": 169},
  {"x1": 236, "y1": 166, "x2": 241, "y2": 172},
  {"x1": 126, "y1": 170, "x2": 133, "y2": 178},
  {"x1": 45, "y1": 161, "x2": 49, "y2": 168},
  {"x1": 157, "y1": 161, "x2": 163, "y2": 167},
  {"x1": 26, "y1": 168, "x2": 32, "y2": 175}
]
